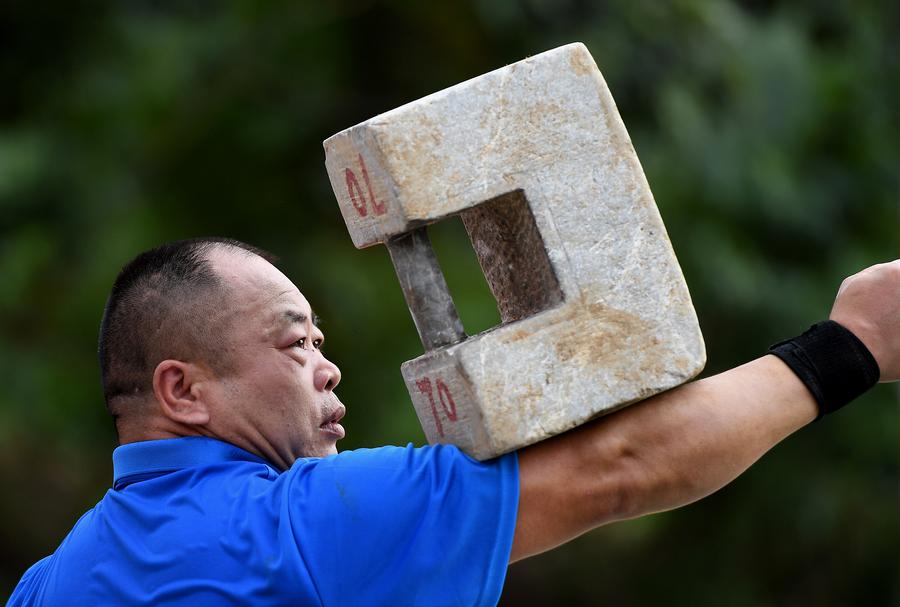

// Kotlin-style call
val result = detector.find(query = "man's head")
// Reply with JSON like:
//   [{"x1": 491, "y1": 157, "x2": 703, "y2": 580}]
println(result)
[{"x1": 99, "y1": 238, "x2": 344, "y2": 468}]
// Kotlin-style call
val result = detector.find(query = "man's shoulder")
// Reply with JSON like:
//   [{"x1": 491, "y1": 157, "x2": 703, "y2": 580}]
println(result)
[
  {"x1": 280, "y1": 443, "x2": 520, "y2": 606},
  {"x1": 7, "y1": 555, "x2": 51, "y2": 607}
]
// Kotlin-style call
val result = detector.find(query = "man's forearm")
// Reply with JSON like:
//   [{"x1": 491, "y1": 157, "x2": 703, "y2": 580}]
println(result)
[
  {"x1": 598, "y1": 355, "x2": 818, "y2": 519},
  {"x1": 513, "y1": 355, "x2": 817, "y2": 560}
]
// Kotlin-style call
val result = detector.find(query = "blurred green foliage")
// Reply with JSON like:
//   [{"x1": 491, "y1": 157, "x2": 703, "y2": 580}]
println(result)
[{"x1": 1, "y1": 0, "x2": 897, "y2": 604}]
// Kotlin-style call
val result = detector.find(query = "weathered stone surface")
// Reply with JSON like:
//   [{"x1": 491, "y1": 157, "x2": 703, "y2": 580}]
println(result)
[{"x1": 324, "y1": 43, "x2": 706, "y2": 460}]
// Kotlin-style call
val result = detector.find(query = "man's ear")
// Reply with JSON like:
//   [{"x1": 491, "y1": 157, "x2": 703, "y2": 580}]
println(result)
[{"x1": 152, "y1": 359, "x2": 211, "y2": 426}]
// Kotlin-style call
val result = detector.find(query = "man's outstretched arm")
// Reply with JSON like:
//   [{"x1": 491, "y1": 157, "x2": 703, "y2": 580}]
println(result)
[{"x1": 512, "y1": 260, "x2": 899, "y2": 562}]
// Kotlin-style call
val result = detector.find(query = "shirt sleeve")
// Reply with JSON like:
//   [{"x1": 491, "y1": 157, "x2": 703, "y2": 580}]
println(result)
[{"x1": 281, "y1": 444, "x2": 519, "y2": 607}]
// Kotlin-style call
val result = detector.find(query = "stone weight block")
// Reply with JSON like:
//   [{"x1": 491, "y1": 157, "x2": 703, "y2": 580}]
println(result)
[{"x1": 323, "y1": 43, "x2": 706, "y2": 460}]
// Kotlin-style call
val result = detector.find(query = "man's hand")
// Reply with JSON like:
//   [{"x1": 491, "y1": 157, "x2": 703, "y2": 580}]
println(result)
[
  {"x1": 829, "y1": 260, "x2": 900, "y2": 382},
  {"x1": 511, "y1": 260, "x2": 898, "y2": 562}
]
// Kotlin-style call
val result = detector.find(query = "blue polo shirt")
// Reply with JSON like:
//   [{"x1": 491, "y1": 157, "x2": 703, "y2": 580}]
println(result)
[{"x1": 7, "y1": 437, "x2": 519, "y2": 606}]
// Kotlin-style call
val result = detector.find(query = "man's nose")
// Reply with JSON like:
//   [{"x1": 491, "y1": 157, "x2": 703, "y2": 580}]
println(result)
[{"x1": 313, "y1": 355, "x2": 341, "y2": 392}]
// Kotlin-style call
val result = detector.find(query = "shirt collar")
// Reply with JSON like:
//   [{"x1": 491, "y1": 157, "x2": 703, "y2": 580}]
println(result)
[{"x1": 113, "y1": 437, "x2": 273, "y2": 489}]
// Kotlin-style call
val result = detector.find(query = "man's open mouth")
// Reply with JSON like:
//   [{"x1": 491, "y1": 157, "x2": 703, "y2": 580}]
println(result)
[{"x1": 319, "y1": 406, "x2": 346, "y2": 439}]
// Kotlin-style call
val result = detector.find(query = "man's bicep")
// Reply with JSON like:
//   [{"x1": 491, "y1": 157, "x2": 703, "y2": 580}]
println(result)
[{"x1": 512, "y1": 420, "x2": 632, "y2": 563}]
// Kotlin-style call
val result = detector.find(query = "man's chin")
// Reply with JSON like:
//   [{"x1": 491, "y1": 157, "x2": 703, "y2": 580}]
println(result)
[{"x1": 293, "y1": 439, "x2": 340, "y2": 461}]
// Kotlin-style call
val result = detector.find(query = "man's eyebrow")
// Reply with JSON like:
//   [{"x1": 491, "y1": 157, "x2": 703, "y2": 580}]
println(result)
[{"x1": 281, "y1": 310, "x2": 322, "y2": 327}]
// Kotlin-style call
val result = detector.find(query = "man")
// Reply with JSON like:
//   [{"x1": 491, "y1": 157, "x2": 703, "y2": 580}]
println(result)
[{"x1": 8, "y1": 237, "x2": 899, "y2": 606}]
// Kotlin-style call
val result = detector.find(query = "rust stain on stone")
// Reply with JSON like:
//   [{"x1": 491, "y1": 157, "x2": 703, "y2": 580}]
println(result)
[
  {"x1": 516, "y1": 383, "x2": 545, "y2": 406},
  {"x1": 553, "y1": 303, "x2": 647, "y2": 367},
  {"x1": 568, "y1": 48, "x2": 593, "y2": 76},
  {"x1": 502, "y1": 328, "x2": 531, "y2": 343}
]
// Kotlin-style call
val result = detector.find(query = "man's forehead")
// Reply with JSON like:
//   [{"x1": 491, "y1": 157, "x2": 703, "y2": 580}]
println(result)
[
  {"x1": 213, "y1": 251, "x2": 280, "y2": 286},
  {"x1": 207, "y1": 246, "x2": 315, "y2": 322}
]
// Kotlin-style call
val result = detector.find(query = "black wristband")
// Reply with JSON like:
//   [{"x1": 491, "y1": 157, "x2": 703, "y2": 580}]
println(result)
[{"x1": 768, "y1": 320, "x2": 880, "y2": 418}]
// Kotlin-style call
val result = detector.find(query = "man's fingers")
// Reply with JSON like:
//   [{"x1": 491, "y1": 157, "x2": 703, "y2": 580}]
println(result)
[{"x1": 829, "y1": 259, "x2": 900, "y2": 382}]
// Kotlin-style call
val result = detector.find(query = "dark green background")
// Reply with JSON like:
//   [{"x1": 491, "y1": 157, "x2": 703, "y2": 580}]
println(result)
[{"x1": 1, "y1": 1, "x2": 897, "y2": 604}]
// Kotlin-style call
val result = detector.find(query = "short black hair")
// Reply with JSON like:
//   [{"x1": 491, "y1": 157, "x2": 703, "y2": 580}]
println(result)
[{"x1": 98, "y1": 237, "x2": 276, "y2": 414}]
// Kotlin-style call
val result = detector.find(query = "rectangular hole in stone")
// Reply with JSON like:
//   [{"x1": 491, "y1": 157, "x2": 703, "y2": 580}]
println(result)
[
  {"x1": 459, "y1": 189, "x2": 564, "y2": 324},
  {"x1": 428, "y1": 216, "x2": 501, "y2": 336},
  {"x1": 404, "y1": 189, "x2": 564, "y2": 349}
]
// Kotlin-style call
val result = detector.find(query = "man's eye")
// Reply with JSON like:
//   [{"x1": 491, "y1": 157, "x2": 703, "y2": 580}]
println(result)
[{"x1": 291, "y1": 337, "x2": 322, "y2": 350}]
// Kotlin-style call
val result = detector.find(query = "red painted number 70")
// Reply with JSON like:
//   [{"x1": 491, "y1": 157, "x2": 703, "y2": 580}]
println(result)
[
  {"x1": 415, "y1": 377, "x2": 458, "y2": 438},
  {"x1": 344, "y1": 154, "x2": 386, "y2": 217}
]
